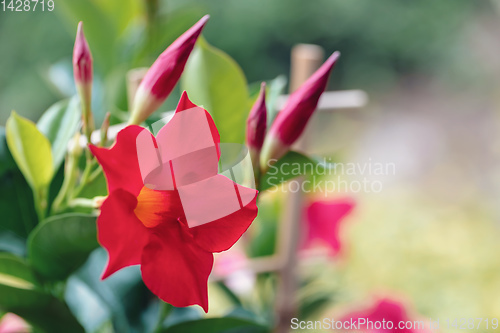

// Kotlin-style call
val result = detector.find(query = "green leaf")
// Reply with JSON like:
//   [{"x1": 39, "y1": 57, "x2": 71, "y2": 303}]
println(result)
[
  {"x1": 260, "y1": 151, "x2": 325, "y2": 192},
  {"x1": 37, "y1": 97, "x2": 81, "y2": 169},
  {"x1": 56, "y1": 0, "x2": 117, "y2": 72},
  {"x1": 0, "y1": 254, "x2": 85, "y2": 333},
  {"x1": 6, "y1": 112, "x2": 54, "y2": 191},
  {"x1": 0, "y1": 126, "x2": 38, "y2": 237},
  {"x1": 92, "y1": 0, "x2": 141, "y2": 35},
  {"x1": 0, "y1": 233, "x2": 26, "y2": 257},
  {"x1": 163, "y1": 317, "x2": 269, "y2": 333},
  {"x1": 66, "y1": 248, "x2": 148, "y2": 333},
  {"x1": 247, "y1": 198, "x2": 280, "y2": 258},
  {"x1": 65, "y1": 275, "x2": 111, "y2": 333},
  {"x1": 181, "y1": 37, "x2": 249, "y2": 144},
  {"x1": 0, "y1": 127, "x2": 15, "y2": 177},
  {"x1": 28, "y1": 213, "x2": 98, "y2": 280},
  {"x1": 0, "y1": 253, "x2": 45, "y2": 309}
]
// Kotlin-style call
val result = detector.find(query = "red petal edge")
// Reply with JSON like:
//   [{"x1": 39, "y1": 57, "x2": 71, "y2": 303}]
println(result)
[
  {"x1": 89, "y1": 125, "x2": 153, "y2": 197},
  {"x1": 141, "y1": 222, "x2": 213, "y2": 312},
  {"x1": 98, "y1": 189, "x2": 150, "y2": 279},
  {"x1": 189, "y1": 189, "x2": 258, "y2": 253}
]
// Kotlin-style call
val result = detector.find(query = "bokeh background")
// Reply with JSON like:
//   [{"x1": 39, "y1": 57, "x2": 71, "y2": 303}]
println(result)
[{"x1": 2, "y1": 0, "x2": 500, "y2": 332}]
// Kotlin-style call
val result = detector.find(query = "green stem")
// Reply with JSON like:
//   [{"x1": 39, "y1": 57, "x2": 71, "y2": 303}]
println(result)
[
  {"x1": 71, "y1": 160, "x2": 100, "y2": 199},
  {"x1": 33, "y1": 186, "x2": 48, "y2": 222},
  {"x1": 153, "y1": 301, "x2": 172, "y2": 333},
  {"x1": 67, "y1": 198, "x2": 95, "y2": 209},
  {"x1": 52, "y1": 152, "x2": 78, "y2": 214}
]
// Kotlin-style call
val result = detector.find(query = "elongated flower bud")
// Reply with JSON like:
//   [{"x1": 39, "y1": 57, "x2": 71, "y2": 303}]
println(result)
[
  {"x1": 129, "y1": 15, "x2": 210, "y2": 125},
  {"x1": 246, "y1": 82, "x2": 267, "y2": 179},
  {"x1": 73, "y1": 21, "x2": 94, "y2": 140},
  {"x1": 260, "y1": 51, "x2": 340, "y2": 171}
]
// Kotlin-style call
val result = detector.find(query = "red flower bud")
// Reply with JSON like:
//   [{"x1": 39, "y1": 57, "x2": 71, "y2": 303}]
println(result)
[
  {"x1": 129, "y1": 15, "x2": 209, "y2": 125},
  {"x1": 246, "y1": 82, "x2": 267, "y2": 178},
  {"x1": 260, "y1": 51, "x2": 340, "y2": 169},
  {"x1": 73, "y1": 21, "x2": 93, "y2": 86},
  {"x1": 73, "y1": 21, "x2": 94, "y2": 139}
]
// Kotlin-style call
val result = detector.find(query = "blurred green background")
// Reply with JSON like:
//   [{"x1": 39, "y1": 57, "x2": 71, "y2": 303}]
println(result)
[
  {"x1": 3, "y1": 0, "x2": 500, "y2": 332},
  {"x1": 0, "y1": 0, "x2": 488, "y2": 124}
]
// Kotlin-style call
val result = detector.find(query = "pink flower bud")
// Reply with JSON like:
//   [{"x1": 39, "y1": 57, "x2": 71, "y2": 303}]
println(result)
[
  {"x1": 260, "y1": 51, "x2": 340, "y2": 169},
  {"x1": 246, "y1": 82, "x2": 267, "y2": 177},
  {"x1": 129, "y1": 15, "x2": 210, "y2": 125},
  {"x1": 73, "y1": 21, "x2": 93, "y2": 86},
  {"x1": 73, "y1": 21, "x2": 94, "y2": 138}
]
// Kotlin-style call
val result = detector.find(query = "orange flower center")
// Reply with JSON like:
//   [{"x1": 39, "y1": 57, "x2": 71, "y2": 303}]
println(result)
[{"x1": 134, "y1": 186, "x2": 183, "y2": 228}]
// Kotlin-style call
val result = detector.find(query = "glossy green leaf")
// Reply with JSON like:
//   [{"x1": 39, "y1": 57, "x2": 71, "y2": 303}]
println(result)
[
  {"x1": 0, "y1": 233, "x2": 26, "y2": 257},
  {"x1": 65, "y1": 275, "x2": 111, "y2": 333},
  {"x1": 0, "y1": 253, "x2": 46, "y2": 309},
  {"x1": 0, "y1": 255, "x2": 84, "y2": 331},
  {"x1": 260, "y1": 151, "x2": 325, "y2": 192},
  {"x1": 37, "y1": 97, "x2": 81, "y2": 169},
  {"x1": 163, "y1": 317, "x2": 269, "y2": 333},
  {"x1": 6, "y1": 112, "x2": 54, "y2": 191},
  {"x1": 181, "y1": 37, "x2": 249, "y2": 144},
  {"x1": 0, "y1": 127, "x2": 38, "y2": 237},
  {"x1": 12, "y1": 298, "x2": 85, "y2": 333},
  {"x1": 56, "y1": 0, "x2": 117, "y2": 72},
  {"x1": 0, "y1": 127, "x2": 15, "y2": 177},
  {"x1": 28, "y1": 213, "x2": 98, "y2": 280},
  {"x1": 66, "y1": 248, "x2": 148, "y2": 333},
  {"x1": 92, "y1": 0, "x2": 141, "y2": 35}
]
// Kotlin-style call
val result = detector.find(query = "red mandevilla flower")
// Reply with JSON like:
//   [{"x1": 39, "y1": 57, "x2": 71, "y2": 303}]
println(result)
[
  {"x1": 129, "y1": 15, "x2": 209, "y2": 125},
  {"x1": 260, "y1": 51, "x2": 340, "y2": 170},
  {"x1": 246, "y1": 82, "x2": 267, "y2": 179},
  {"x1": 89, "y1": 92, "x2": 258, "y2": 312}
]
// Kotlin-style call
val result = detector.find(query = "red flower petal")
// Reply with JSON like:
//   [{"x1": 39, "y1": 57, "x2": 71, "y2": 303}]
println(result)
[
  {"x1": 98, "y1": 189, "x2": 150, "y2": 279},
  {"x1": 152, "y1": 92, "x2": 220, "y2": 187},
  {"x1": 187, "y1": 176, "x2": 258, "y2": 253},
  {"x1": 303, "y1": 198, "x2": 355, "y2": 256},
  {"x1": 175, "y1": 90, "x2": 198, "y2": 113},
  {"x1": 141, "y1": 222, "x2": 213, "y2": 312},
  {"x1": 89, "y1": 125, "x2": 152, "y2": 197}
]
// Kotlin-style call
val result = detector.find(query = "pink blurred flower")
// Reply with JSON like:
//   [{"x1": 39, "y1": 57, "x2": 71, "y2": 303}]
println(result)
[
  {"x1": 213, "y1": 248, "x2": 255, "y2": 295},
  {"x1": 129, "y1": 15, "x2": 209, "y2": 125},
  {"x1": 340, "y1": 298, "x2": 430, "y2": 333},
  {"x1": 301, "y1": 197, "x2": 355, "y2": 257},
  {"x1": 260, "y1": 51, "x2": 340, "y2": 169},
  {"x1": 0, "y1": 313, "x2": 30, "y2": 333}
]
